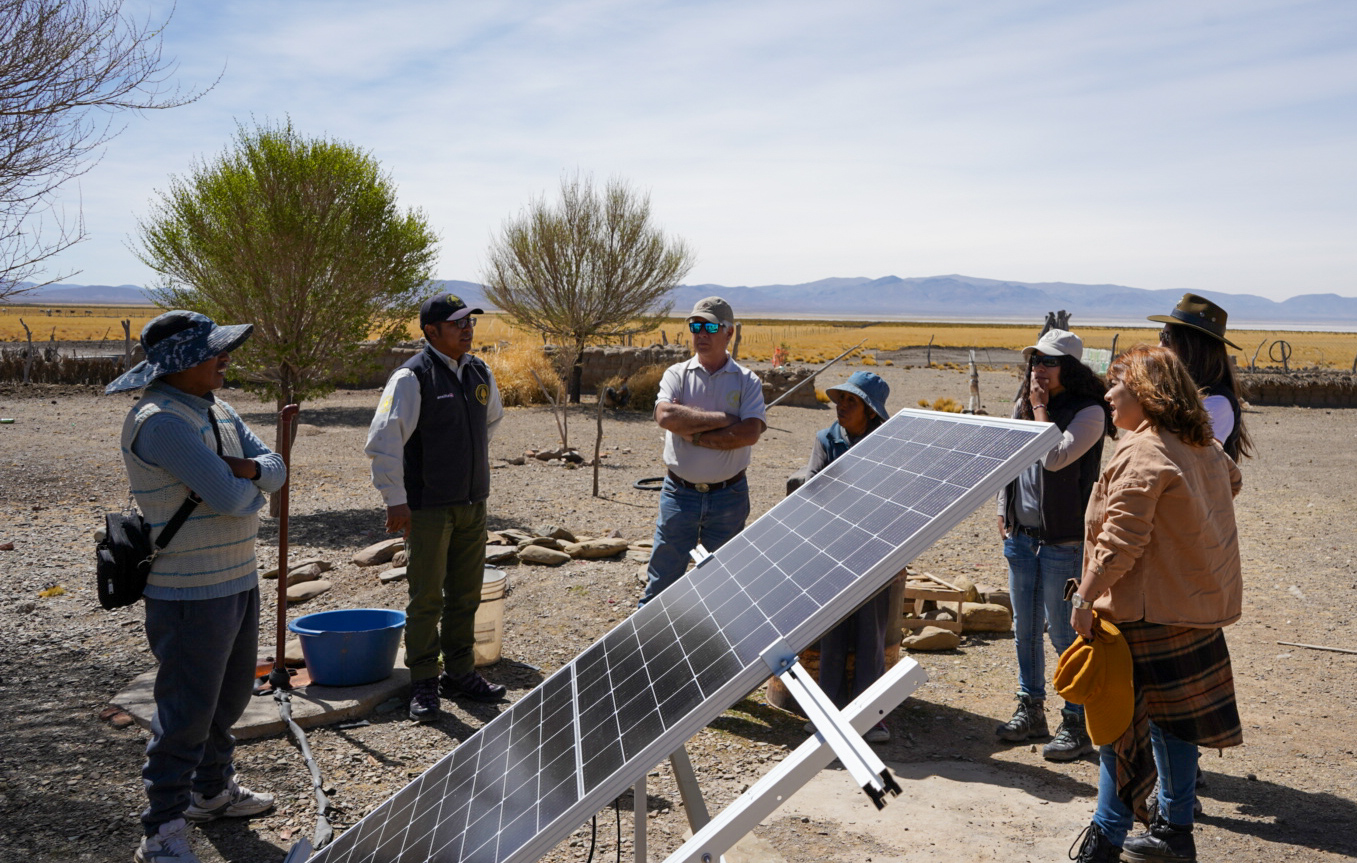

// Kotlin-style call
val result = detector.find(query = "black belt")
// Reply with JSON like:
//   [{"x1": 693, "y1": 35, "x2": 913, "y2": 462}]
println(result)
[
  {"x1": 1015, "y1": 524, "x2": 1043, "y2": 539},
  {"x1": 667, "y1": 469, "x2": 746, "y2": 493}
]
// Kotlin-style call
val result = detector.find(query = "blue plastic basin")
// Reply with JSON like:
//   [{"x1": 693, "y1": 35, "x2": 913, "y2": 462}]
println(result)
[{"x1": 288, "y1": 608, "x2": 405, "y2": 687}]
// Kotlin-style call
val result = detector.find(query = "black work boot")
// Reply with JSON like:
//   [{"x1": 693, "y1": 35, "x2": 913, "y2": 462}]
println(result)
[
  {"x1": 995, "y1": 693, "x2": 1048, "y2": 742},
  {"x1": 1068, "y1": 823, "x2": 1121, "y2": 863},
  {"x1": 1043, "y1": 708, "x2": 1094, "y2": 761},
  {"x1": 1121, "y1": 813, "x2": 1196, "y2": 863}
]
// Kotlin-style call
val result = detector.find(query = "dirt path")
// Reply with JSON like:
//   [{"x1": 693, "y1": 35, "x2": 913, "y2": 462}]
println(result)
[{"x1": 0, "y1": 364, "x2": 1354, "y2": 863}]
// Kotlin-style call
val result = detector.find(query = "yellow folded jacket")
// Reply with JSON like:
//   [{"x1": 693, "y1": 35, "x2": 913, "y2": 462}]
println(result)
[{"x1": 1054, "y1": 613, "x2": 1133, "y2": 745}]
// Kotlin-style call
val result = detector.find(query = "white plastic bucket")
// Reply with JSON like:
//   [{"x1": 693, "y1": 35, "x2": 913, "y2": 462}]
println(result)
[{"x1": 473, "y1": 566, "x2": 506, "y2": 666}]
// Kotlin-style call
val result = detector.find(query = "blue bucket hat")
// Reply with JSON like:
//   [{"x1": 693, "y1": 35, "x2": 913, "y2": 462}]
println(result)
[
  {"x1": 104, "y1": 310, "x2": 253, "y2": 394},
  {"x1": 826, "y1": 371, "x2": 890, "y2": 421}
]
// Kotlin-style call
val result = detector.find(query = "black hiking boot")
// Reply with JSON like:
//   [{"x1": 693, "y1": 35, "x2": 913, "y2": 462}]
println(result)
[
  {"x1": 1068, "y1": 823, "x2": 1121, "y2": 863},
  {"x1": 1121, "y1": 812, "x2": 1196, "y2": 863},
  {"x1": 995, "y1": 693, "x2": 1048, "y2": 742},
  {"x1": 408, "y1": 678, "x2": 440, "y2": 723},
  {"x1": 1043, "y1": 708, "x2": 1094, "y2": 761}
]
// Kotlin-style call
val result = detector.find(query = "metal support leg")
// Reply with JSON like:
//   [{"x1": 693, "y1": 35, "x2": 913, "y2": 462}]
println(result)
[
  {"x1": 661, "y1": 656, "x2": 928, "y2": 863},
  {"x1": 669, "y1": 746, "x2": 710, "y2": 831},
  {"x1": 633, "y1": 773, "x2": 646, "y2": 863}
]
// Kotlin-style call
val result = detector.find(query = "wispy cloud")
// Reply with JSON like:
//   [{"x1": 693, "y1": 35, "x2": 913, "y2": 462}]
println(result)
[{"x1": 42, "y1": 0, "x2": 1357, "y2": 299}]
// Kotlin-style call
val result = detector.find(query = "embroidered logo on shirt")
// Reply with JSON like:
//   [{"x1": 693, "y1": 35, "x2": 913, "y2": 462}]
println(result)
[
  {"x1": 476, "y1": 384, "x2": 489, "y2": 405},
  {"x1": 726, "y1": 391, "x2": 741, "y2": 411}
]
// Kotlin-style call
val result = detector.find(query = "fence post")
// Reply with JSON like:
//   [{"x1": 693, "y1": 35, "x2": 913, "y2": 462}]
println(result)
[
  {"x1": 20, "y1": 318, "x2": 33, "y2": 384},
  {"x1": 122, "y1": 319, "x2": 132, "y2": 370}
]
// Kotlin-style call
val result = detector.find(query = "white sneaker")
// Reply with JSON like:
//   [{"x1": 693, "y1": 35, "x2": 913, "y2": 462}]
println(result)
[
  {"x1": 864, "y1": 721, "x2": 891, "y2": 744},
  {"x1": 184, "y1": 777, "x2": 274, "y2": 822},
  {"x1": 135, "y1": 818, "x2": 202, "y2": 863}
]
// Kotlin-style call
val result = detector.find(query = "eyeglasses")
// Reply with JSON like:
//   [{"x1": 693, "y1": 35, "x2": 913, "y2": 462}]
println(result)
[
  {"x1": 688, "y1": 321, "x2": 724, "y2": 334},
  {"x1": 1031, "y1": 355, "x2": 1062, "y2": 367},
  {"x1": 452, "y1": 316, "x2": 476, "y2": 330}
]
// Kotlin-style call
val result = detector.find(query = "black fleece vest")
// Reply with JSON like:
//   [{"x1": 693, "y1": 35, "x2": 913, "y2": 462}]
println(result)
[
  {"x1": 1003, "y1": 392, "x2": 1105, "y2": 544},
  {"x1": 401, "y1": 347, "x2": 492, "y2": 509}
]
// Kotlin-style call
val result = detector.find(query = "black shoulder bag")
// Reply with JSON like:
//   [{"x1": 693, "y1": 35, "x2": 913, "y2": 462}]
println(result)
[{"x1": 95, "y1": 405, "x2": 225, "y2": 610}]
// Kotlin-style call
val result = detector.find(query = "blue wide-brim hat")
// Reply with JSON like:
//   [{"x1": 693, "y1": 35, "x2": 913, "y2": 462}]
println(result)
[
  {"x1": 826, "y1": 370, "x2": 890, "y2": 421},
  {"x1": 104, "y1": 310, "x2": 253, "y2": 394}
]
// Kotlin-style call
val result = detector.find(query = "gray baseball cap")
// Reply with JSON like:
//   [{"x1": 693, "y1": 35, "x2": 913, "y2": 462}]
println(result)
[{"x1": 689, "y1": 296, "x2": 734, "y2": 327}]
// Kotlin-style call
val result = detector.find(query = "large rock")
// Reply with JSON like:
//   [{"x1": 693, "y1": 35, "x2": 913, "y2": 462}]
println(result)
[
  {"x1": 626, "y1": 549, "x2": 652, "y2": 563},
  {"x1": 562, "y1": 538, "x2": 630, "y2": 560},
  {"x1": 353, "y1": 538, "x2": 403, "y2": 567},
  {"x1": 391, "y1": 549, "x2": 408, "y2": 567},
  {"x1": 518, "y1": 537, "x2": 565, "y2": 551},
  {"x1": 945, "y1": 573, "x2": 982, "y2": 603},
  {"x1": 284, "y1": 638, "x2": 306, "y2": 666},
  {"x1": 518, "y1": 545, "x2": 571, "y2": 566},
  {"x1": 286, "y1": 580, "x2": 332, "y2": 603},
  {"x1": 534, "y1": 524, "x2": 577, "y2": 542},
  {"x1": 486, "y1": 546, "x2": 518, "y2": 565},
  {"x1": 286, "y1": 562, "x2": 325, "y2": 586},
  {"x1": 901, "y1": 626, "x2": 961, "y2": 651},
  {"x1": 983, "y1": 589, "x2": 1012, "y2": 613},
  {"x1": 262, "y1": 556, "x2": 332, "y2": 580},
  {"x1": 962, "y1": 602, "x2": 1013, "y2": 633},
  {"x1": 499, "y1": 528, "x2": 533, "y2": 543},
  {"x1": 378, "y1": 566, "x2": 407, "y2": 584}
]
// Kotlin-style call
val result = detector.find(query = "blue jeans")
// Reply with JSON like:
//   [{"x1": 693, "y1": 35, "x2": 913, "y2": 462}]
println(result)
[
  {"x1": 641, "y1": 476, "x2": 750, "y2": 606},
  {"x1": 142, "y1": 587, "x2": 259, "y2": 833},
  {"x1": 1004, "y1": 532, "x2": 1083, "y2": 717},
  {"x1": 819, "y1": 588, "x2": 892, "y2": 708},
  {"x1": 1094, "y1": 723, "x2": 1200, "y2": 843}
]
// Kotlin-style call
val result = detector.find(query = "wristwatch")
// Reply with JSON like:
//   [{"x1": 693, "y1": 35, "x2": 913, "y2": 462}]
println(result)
[{"x1": 1070, "y1": 593, "x2": 1094, "y2": 611}]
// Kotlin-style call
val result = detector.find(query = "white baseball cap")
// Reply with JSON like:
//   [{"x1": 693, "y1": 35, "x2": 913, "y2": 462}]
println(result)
[{"x1": 1022, "y1": 329, "x2": 1084, "y2": 362}]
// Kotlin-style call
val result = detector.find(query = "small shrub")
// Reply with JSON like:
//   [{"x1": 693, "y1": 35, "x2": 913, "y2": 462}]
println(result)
[
  {"x1": 815, "y1": 388, "x2": 830, "y2": 403},
  {"x1": 931, "y1": 397, "x2": 963, "y2": 413},
  {"x1": 622, "y1": 364, "x2": 666, "y2": 412},
  {"x1": 861, "y1": 355, "x2": 877, "y2": 366},
  {"x1": 483, "y1": 346, "x2": 560, "y2": 406},
  {"x1": 882, "y1": 359, "x2": 894, "y2": 366}
]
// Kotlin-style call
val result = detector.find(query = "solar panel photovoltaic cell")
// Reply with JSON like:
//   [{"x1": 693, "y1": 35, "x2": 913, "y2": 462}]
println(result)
[{"x1": 309, "y1": 409, "x2": 1059, "y2": 863}]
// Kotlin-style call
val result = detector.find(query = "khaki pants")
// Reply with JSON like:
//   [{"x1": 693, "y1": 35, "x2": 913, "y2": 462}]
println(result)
[{"x1": 404, "y1": 502, "x2": 486, "y2": 680}]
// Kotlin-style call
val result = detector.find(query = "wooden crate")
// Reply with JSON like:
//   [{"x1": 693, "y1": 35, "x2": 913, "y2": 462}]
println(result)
[{"x1": 901, "y1": 571, "x2": 970, "y2": 634}]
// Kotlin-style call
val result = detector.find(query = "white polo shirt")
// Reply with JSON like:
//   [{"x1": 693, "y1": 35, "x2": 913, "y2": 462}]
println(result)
[{"x1": 656, "y1": 353, "x2": 767, "y2": 484}]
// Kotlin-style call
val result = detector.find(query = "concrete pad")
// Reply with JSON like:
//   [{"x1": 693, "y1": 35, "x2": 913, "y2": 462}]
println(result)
[
  {"x1": 681, "y1": 826, "x2": 786, "y2": 863},
  {"x1": 113, "y1": 651, "x2": 411, "y2": 741},
  {"x1": 774, "y1": 760, "x2": 1093, "y2": 862}
]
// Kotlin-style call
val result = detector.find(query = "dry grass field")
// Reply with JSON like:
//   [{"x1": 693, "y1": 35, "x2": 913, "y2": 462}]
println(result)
[{"x1": 4, "y1": 303, "x2": 1354, "y2": 369}]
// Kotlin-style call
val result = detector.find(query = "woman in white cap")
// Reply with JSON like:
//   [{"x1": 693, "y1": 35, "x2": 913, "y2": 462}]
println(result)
[
  {"x1": 1148, "y1": 293, "x2": 1253, "y2": 461},
  {"x1": 995, "y1": 329, "x2": 1115, "y2": 761}
]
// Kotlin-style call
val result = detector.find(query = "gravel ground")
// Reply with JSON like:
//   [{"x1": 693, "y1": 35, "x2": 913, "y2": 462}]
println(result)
[{"x1": 1, "y1": 362, "x2": 1355, "y2": 863}]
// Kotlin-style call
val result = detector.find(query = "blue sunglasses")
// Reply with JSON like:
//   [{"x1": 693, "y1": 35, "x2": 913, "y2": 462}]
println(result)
[{"x1": 688, "y1": 321, "x2": 724, "y2": 334}]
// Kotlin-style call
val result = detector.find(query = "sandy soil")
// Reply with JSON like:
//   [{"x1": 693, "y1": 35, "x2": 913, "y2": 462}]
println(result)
[{"x1": 0, "y1": 361, "x2": 1354, "y2": 863}]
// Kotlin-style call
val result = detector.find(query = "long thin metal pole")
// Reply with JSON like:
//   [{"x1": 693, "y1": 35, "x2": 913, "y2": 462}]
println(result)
[
  {"x1": 271, "y1": 404, "x2": 299, "y2": 690},
  {"x1": 633, "y1": 773, "x2": 646, "y2": 863},
  {"x1": 765, "y1": 339, "x2": 866, "y2": 409}
]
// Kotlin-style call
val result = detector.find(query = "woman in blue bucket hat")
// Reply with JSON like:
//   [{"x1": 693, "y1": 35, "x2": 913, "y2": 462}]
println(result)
[
  {"x1": 787, "y1": 371, "x2": 893, "y2": 743},
  {"x1": 109, "y1": 311, "x2": 285, "y2": 863}
]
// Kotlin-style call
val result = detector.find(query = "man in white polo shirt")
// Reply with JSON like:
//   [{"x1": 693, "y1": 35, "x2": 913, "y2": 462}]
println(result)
[{"x1": 641, "y1": 297, "x2": 767, "y2": 605}]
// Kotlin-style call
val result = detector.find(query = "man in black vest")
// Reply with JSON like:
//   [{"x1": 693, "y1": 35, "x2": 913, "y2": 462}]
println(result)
[{"x1": 366, "y1": 293, "x2": 507, "y2": 722}]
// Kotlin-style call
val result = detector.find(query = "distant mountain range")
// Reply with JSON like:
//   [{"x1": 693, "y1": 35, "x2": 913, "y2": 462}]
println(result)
[{"x1": 12, "y1": 275, "x2": 1357, "y2": 325}]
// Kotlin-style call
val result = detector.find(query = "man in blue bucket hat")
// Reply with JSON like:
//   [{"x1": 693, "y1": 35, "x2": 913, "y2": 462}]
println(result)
[
  {"x1": 107, "y1": 310, "x2": 285, "y2": 863},
  {"x1": 787, "y1": 371, "x2": 894, "y2": 743}
]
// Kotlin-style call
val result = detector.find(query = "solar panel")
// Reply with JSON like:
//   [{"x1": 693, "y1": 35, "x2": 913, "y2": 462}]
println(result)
[{"x1": 308, "y1": 409, "x2": 1059, "y2": 863}]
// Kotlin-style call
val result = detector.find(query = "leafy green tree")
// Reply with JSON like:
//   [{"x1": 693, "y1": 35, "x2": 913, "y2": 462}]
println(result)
[
  {"x1": 0, "y1": 0, "x2": 210, "y2": 299},
  {"x1": 483, "y1": 174, "x2": 694, "y2": 402},
  {"x1": 137, "y1": 121, "x2": 439, "y2": 433}
]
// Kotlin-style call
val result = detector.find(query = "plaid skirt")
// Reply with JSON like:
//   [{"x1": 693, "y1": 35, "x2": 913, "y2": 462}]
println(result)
[{"x1": 1111, "y1": 620, "x2": 1242, "y2": 823}]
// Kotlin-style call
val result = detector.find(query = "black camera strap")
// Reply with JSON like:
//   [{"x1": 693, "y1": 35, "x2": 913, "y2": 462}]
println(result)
[{"x1": 147, "y1": 404, "x2": 227, "y2": 557}]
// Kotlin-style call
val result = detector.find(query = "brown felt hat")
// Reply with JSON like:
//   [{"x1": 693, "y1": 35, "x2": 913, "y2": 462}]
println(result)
[
  {"x1": 1054, "y1": 613, "x2": 1134, "y2": 746},
  {"x1": 1147, "y1": 293, "x2": 1241, "y2": 350}
]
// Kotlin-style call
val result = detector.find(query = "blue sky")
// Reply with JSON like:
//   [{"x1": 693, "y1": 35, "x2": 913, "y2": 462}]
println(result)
[{"x1": 43, "y1": 0, "x2": 1357, "y2": 300}]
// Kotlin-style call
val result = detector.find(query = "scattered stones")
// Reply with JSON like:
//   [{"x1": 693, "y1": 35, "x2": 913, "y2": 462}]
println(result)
[
  {"x1": 961, "y1": 602, "x2": 1013, "y2": 633},
  {"x1": 352, "y1": 538, "x2": 404, "y2": 567},
  {"x1": 486, "y1": 531, "x2": 509, "y2": 545},
  {"x1": 505, "y1": 455, "x2": 526, "y2": 465},
  {"x1": 286, "y1": 580, "x2": 332, "y2": 603},
  {"x1": 378, "y1": 566, "x2": 407, "y2": 585},
  {"x1": 0, "y1": 542, "x2": 14, "y2": 551},
  {"x1": 626, "y1": 549, "x2": 652, "y2": 563},
  {"x1": 562, "y1": 538, "x2": 630, "y2": 559},
  {"x1": 901, "y1": 626, "x2": 961, "y2": 651},
  {"x1": 518, "y1": 546, "x2": 571, "y2": 566},
  {"x1": 518, "y1": 537, "x2": 565, "y2": 551},
  {"x1": 499, "y1": 528, "x2": 533, "y2": 544}
]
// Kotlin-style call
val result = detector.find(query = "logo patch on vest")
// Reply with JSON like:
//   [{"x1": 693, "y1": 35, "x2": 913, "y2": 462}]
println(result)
[{"x1": 476, "y1": 384, "x2": 489, "y2": 405}]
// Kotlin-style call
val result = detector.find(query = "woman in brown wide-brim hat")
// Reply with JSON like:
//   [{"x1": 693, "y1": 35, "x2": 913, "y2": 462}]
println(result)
[{"x1": 1148, "y1": 293, "x2": 1253, "y2": 461}]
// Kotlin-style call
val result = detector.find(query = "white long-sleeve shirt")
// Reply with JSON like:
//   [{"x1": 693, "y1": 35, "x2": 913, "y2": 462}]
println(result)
[{"x1": 365, "y1": 346, "x2": 504, "y2": 508}]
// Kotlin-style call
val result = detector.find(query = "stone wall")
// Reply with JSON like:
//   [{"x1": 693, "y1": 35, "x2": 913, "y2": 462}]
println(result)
[{"x1": 1240, "y1": 371, "x2": 1357, "y2": 407}]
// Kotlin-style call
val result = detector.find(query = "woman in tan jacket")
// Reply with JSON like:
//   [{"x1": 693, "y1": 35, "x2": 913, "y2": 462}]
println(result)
[{"x1": 1067, "y1": 346, "x2": 1242, "y2": 863}]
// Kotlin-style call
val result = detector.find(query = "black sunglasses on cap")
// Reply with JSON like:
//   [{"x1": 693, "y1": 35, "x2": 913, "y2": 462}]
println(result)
[
  {"x1": 688, "y1": 321, "x2": 723, "y2": 334},
  {"x1": 1031, "y1": 355, "x2": 1062, "y2": 367}
]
